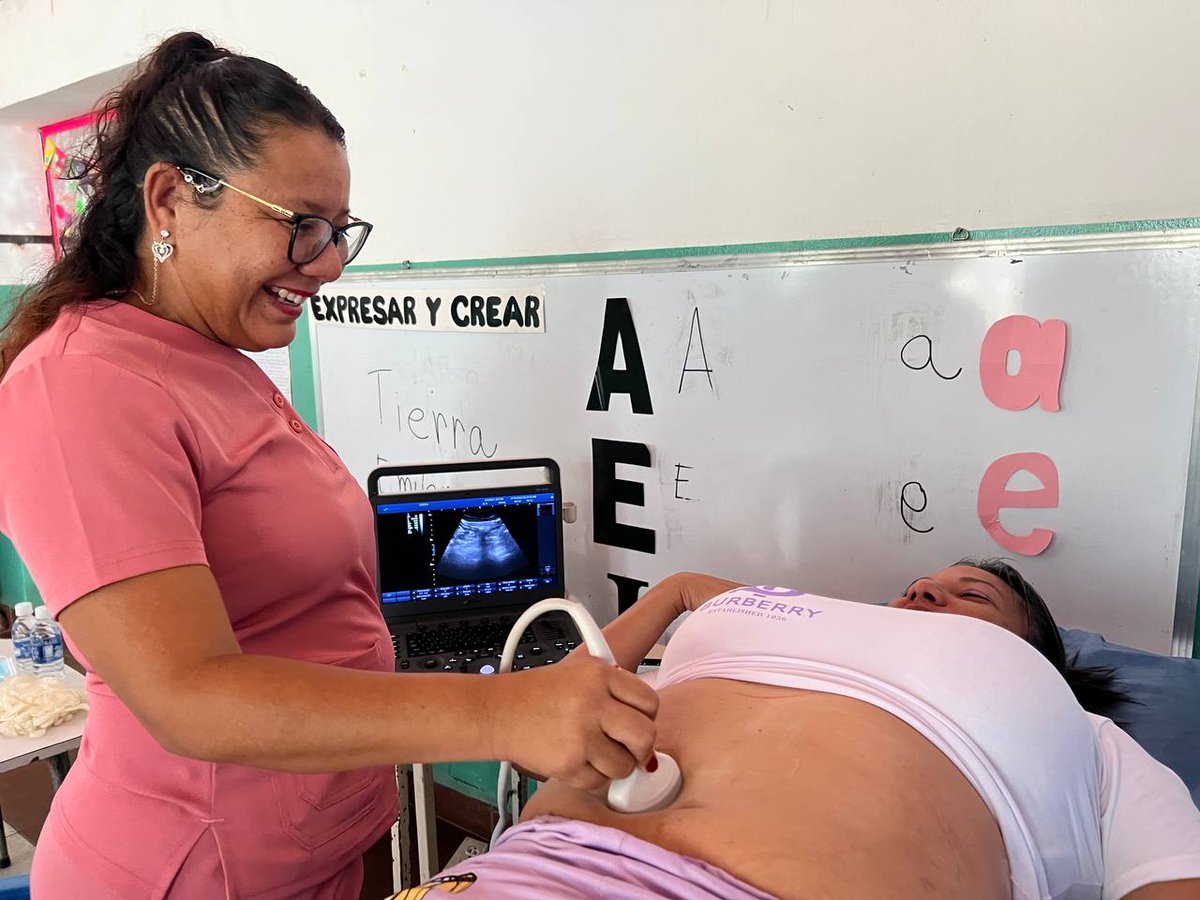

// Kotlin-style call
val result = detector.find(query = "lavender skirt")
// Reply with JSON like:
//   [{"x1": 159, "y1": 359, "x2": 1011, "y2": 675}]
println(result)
[{"x1": 424, "y1": 816, "x2": 773, "y2": 899}]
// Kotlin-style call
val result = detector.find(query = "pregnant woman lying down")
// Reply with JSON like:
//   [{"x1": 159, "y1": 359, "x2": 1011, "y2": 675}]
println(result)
[{"x1": 403, "y1": 560, "x2": 1200, "y2": 900}]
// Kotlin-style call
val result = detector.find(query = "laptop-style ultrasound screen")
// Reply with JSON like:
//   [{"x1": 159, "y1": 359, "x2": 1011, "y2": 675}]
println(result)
[{"x1": 376, "y1": 490, "x2": 560, "y2": 604}]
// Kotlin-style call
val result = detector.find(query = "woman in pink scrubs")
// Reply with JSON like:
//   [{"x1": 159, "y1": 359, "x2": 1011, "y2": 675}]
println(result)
[{"x1": 0, "y1": 33, "x2": 657, "y2": 899}]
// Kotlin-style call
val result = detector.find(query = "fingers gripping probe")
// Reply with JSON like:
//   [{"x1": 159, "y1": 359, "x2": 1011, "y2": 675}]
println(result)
[{"x1": 490, "y1": 598, "x2": 682, "y2": 847}]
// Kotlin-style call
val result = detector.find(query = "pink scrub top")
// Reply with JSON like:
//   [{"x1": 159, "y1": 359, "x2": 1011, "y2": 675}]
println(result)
[{"x1": 0, "y1": 301, "x2": 399, "y2": 898}]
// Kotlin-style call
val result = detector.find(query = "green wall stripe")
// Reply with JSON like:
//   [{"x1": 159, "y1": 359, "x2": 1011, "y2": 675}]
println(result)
[
  {"x1": 433, "y1": 761, "x2": 502, "y2": 806},
  {"x1": 0, "y1": 533, "x2": 42, "y2": 607},
  {"x1": 0, "y1": 283, "x2": 20, "y2": 306},
  {"x1": 345, "y1": 217, "x2": 1200, "y2": 274},
  {"x1": 0, "y1": 286, "x2": 41, "y2": 606},
  {"x1": 288, "y1": 305, "x2": 319, "y2": 431}
]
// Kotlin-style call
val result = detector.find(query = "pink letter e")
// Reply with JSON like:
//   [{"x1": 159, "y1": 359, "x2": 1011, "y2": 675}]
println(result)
[{"x1": 977, "y1": 452, "x2": 1059, "y2": 555}]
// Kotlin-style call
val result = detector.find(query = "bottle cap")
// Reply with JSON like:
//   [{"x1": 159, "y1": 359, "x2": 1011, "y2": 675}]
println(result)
[
  {"x1": 34, "y1": 606, "x2": 52, "y2": 620},
  {"x1": 14, "y1": 602, "x2": 33, "y2": 618}
]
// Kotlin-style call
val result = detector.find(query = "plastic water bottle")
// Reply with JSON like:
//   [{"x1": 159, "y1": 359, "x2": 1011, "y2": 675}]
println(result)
[
  {"x1": 31, "y1": 606, "x2": 64, "y2": 680},
  {"x1": 10, "y1": 601, "x2": 36, "y2": 675}
]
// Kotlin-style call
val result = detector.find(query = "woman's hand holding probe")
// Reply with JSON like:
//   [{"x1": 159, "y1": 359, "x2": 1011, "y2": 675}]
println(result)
[{"x1": 491, "y1": 651, "x2": 659, "y2": 790}]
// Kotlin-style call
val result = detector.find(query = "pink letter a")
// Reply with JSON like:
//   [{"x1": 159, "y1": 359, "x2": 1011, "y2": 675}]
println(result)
[{"x1": 979, "y1": 316, "x2": 1067, "y2": 412}]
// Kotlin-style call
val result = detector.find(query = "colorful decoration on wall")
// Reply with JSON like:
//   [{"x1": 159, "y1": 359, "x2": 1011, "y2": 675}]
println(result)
[{"x1": 39, "y1": 112, "x2": 106, "y2": 259}]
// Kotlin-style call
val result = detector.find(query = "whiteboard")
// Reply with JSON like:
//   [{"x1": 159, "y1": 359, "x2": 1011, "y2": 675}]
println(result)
[{"x1": 313, "y1": 246, "x2": 1200, "y2": 654}]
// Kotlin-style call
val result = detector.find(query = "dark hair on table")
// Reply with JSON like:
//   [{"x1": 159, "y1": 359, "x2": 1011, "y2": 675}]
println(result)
[
  {"x1": 956, "y1": 557, "x2": 1137, "y2": 723},
  {"x1": 0, "y1": 31, "x2": 344, "y2": 377}
]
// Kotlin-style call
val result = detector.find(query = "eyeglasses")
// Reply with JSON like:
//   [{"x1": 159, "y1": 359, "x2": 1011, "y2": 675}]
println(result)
[{"x1": 177, "y1": 166, "x2": 372, "y2": 266}]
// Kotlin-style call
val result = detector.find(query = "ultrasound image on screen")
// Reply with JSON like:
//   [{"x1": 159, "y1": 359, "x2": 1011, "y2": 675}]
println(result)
[
  {"x1": 375, "y1": 492, "x2": 558, "y2": 603},
  {"x1": 436, "y1": 513, "x2": 529, "y2": 580}
]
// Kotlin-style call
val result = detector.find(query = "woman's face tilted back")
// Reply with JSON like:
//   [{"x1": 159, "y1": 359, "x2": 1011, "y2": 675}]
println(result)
[
  {"x1": 144, "y1": 126, "x2": 351, "y2": 351},
  {"x1": 888, "y1": 565, "x2": 1028, "y2": 639}
]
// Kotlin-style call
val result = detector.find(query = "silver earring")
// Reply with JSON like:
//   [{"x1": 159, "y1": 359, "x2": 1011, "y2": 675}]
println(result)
[{"x1": 148, "y1": 229, "x2": 172, "y2": 305}]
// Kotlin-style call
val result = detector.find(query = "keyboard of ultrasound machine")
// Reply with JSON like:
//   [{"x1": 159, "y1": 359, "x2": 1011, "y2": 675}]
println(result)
[{"x1": 394, "y1": 616, "x2": 579, "y2": 674}]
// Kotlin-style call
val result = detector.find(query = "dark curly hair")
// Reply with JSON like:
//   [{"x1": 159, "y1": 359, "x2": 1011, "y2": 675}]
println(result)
[{"x1": 0, "y1": 31, "x2": 344, "y2": 376}]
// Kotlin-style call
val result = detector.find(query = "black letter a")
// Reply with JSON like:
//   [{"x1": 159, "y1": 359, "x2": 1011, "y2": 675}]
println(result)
[{"x1": 586, "y1": 297, "x2": 653, "y2": 414}]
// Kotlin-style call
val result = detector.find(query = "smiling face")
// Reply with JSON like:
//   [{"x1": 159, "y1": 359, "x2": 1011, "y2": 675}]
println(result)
[
  {"x1": 888, "y1": 565, "x2": 1029, "y2": 639},
  {"x1": 141, "y1": 126, "x2": 351, "y2": 351}
]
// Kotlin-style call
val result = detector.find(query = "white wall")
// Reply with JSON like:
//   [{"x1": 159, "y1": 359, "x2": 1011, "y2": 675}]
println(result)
[
  {"x1": 0, "y1": 124, "x2": 53, "y2": 283},
  {"x1": 1, "y1": 0, "x2": 1198, "y2": 286}
]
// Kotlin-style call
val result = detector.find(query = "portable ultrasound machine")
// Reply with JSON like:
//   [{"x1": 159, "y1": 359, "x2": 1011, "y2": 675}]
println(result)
[{"x1": 368, "y1": 458, "x2": 583, "y2": 674}]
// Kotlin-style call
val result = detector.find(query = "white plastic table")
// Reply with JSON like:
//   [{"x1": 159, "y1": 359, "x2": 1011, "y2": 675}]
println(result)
[{"x1": 0, "y1": 639, "x2": 87, "y2": 867}]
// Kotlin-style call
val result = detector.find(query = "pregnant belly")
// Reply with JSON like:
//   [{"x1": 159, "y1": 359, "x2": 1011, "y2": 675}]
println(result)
[{"x1": 522, "y1": 678, "x2": 1010, "y2": 900}]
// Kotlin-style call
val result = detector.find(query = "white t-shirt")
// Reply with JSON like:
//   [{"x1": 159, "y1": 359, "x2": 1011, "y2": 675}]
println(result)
[
  {"x1": 1093, "y1": 713, "x2": 1200, "y2": 899},
  {"x1": 653, "y1": 587, "x2": 1200, "y2": 899}
]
